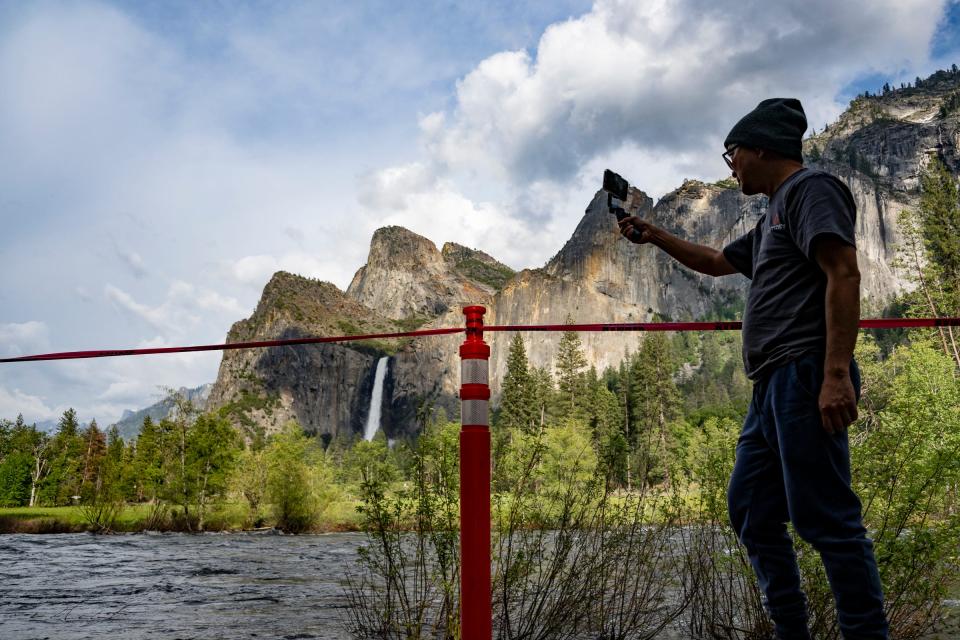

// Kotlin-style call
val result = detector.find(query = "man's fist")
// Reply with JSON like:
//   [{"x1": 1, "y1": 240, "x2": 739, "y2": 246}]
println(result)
[{"x1": 618, "y1": 216, "x2": 656, "y2": 244}]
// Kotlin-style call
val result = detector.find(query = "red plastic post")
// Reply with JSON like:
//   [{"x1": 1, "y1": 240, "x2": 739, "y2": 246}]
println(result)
[{"x1": 460, "y1": 305, "x2": 491, "y2": 640}]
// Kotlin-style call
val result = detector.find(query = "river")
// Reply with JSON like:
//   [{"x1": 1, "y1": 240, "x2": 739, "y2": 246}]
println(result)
[
  {"x1": 2, "y1": 532, "x2": 958, "y2": 639},
  {"x1": 0, "y1": 531, "x2": 362, "y2": 639}
]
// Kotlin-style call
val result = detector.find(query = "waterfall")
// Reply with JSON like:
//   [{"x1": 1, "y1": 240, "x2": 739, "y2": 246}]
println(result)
[{"x1": 363, "y1": 357, "x2": 389, "y2": 441}]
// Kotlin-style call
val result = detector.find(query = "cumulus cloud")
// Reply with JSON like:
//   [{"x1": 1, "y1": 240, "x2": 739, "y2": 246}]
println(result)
[
  {"x1": 423, "y1": 0, "x2": 945, "y2": 187},
  {"x1": 351, "y1": 0, "x2": 949, "y2": 269}
]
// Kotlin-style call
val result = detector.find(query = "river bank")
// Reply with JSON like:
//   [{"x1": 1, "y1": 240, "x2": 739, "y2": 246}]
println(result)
[{"x1": 0, "y1": 502, "x2": 364, "y2": 535}]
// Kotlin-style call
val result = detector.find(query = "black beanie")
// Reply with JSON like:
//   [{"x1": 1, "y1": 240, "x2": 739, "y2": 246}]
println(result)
[{"x1": 724, "y1": 98, "x2": 807, "y2": 163}]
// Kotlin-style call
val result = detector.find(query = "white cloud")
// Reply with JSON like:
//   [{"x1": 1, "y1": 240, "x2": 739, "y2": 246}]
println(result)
[
  {"x1": 104, "y1": 281, "x2": 243, "y2": 337},
  {"x1": 356, "y1": 0, "x2": 948, "y2": 269},
  {"x1": 0, "y1": 321, "x2": 50, "y2": 356},
  {"x1": 0, "y1": 386, "x2": 58, "y2": 422},
  {"x1": 229, "y1": 252, "x2": 357, "y2": 290},
  {"x1": 424, "y1": 0, "x2": 945, "y2": 189}
]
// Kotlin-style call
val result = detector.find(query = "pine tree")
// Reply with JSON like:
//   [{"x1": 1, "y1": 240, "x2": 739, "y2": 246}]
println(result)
[
  {"x1": 133, "y1": 416, "x2": 165, "y2": 502},
  {"x1": 629, "y1": 334, "x2": 681, "y2": 489},
  {"x1": 555, "y1": 319, "x2": 588, "y2": 416},
  {"x1": 79, "y1": 419, "x2": 106, "y2": 500},
  {"x1": 186, "y1": 413, "x2": 240, "y2": 531},
  {"x1": 900, "y1": 157, "x2": 960, "y2": 367},
  {"x1": 918, "y1": 158, "x2": 960, "y2": 285},
  {"x1": 498, "y1": 334, "x2": 535, "y2": 433},
  {"x1": 528, "y1": 366, "x2": 555, "y2": 432},
  {"x1": 41, "y1": 409, "x2": 85, "y2": 505},
  {"x1": 100, "y1": 425, "x2": 127, "y2": 502}
]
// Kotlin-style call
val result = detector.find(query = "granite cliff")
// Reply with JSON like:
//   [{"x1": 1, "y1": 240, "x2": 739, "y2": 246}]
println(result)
[{"x1": 207, "y1": 68, "x2": 960, "y2": 440}]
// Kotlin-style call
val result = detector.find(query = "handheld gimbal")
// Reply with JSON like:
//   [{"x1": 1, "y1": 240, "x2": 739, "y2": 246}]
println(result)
[{"x1": 604, "y1": 169, "x2": 641, "y2": 241}]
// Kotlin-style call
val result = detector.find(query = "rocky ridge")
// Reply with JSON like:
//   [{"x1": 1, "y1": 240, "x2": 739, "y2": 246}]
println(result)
[{"x1": 346, "y1": 226, "x2": 514, "y2": 321}]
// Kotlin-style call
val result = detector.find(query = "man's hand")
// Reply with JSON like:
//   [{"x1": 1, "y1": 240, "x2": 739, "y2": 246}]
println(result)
[
  {"x1": 819, "y1": 371, "x2": 858, "y2": 435},
  {"x1": 618, "y1": 216, "x2": 656, "y2": 244}
]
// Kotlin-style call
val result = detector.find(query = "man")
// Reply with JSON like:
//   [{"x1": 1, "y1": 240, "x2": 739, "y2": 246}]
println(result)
[{"x1": 617, "y1": 98, "x2": 888, "y2": 639}]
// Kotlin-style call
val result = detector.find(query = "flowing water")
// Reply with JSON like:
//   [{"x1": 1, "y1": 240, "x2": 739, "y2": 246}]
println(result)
[
  {"x1": 0, "y1": 531, "x2": 364, "y2": 639},
  {"x1": 2, "y1": 532, "x2": 957, "y2": 639},
  {"x1": 363, "y1": 357, "x2": 389, "y2": 442}
]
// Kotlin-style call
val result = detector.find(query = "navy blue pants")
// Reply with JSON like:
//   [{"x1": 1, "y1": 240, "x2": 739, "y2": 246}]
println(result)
[{"x1": 727, "y1": 353, "x2": 888, "y2": 639}]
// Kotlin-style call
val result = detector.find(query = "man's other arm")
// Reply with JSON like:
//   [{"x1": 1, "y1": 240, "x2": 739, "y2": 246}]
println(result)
[
  {"x1": 813, "y1": 235, "x2": 861, "y2": 434},
  {"x1": 617, "y1": 216, "x2": 738, "y2": 277}
]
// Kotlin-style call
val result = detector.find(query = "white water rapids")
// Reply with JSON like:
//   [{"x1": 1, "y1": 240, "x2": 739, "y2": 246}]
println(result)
[{"x1": 363, "y1": 357, "x2": 389, "y2": 441}]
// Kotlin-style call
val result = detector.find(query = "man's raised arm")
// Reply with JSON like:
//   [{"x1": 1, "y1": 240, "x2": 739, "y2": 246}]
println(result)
[{"x1": 617, "y1": 216, "x2": 738, "y2": 277}]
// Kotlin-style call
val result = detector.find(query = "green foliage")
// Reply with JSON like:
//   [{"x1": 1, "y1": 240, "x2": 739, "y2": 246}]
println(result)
[
  {"x1": 712, "y1": 177, "x2": 739, "y2": 190},
  {"x1": 392, "y1": 313, "x2": 431, "y2": 332},
  {"x1": 938, "y1": 90, "x2": 960, "y2": 118},
  {"x1": 847, "y1": 340, "x2": 960, "y2": 634},
  {"x1": 346, "y1": 419, "x2": 462, "y2": 637},
  {"x1": 918, "y1": 157, "x2": 960, "y2": 287},
  {"x1": 540, "y1": 419, "x2": 597, "y2": 494},
  {"x1": 233, "y1": 447, "x2": 268, "y2": 522},
  {"x1": 0, "y1": 452, "x2": 32, "y2": 507},
  {"x1": 451, "y1": 257, "x2": 515, "y2": 290},
  {"x1": 894, "y1": 157, "x2": 960, "y2": 369},
  {"x1": 265, "y1": 422, "x2": 336, "y2": 532}
]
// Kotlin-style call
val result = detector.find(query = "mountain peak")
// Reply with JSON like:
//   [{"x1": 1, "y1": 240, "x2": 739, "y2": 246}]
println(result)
[{"x1": 367, "y1": 226, "x2": 442, "y2": 266}]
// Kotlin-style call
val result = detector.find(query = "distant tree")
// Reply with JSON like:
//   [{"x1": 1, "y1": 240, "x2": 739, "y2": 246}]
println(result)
[
  {"x1": 918, "y1": 158, "x2": 960, "y2": 283},
  {"x1": 266, "y1": 422, "x2": 331, "y2": 532},
  {"x1": 99, "y1": 425, "x2": 127, "y2": 499},
  {"x1": 583, "y1": 365, "x2": 620, "y2": 446},
  {"x1": 41, "y1": 409, "x2": 85, "y2": 505},
  {"x1": 132, "y1": 416, "x2": 166, "y2": 502},
  {"x1": 0, "y1": 418, "x2": 11, "y2": 458},
  {"x1": 0, "y1": 416, "x2": 37, "y2": 507},
  {"x1": 554, "y1": 319, "x2": 589, "y2": 416},
  {"x1": 497, "y1": 334, "x2": 535, "y2": 434},
  {"x1": 629, "y1": 334, "x2": 681, "y2": 489},
  {"x1": 234, "y1": 447, "x2": 268, "y2": 517},
  {"x1": 185, "y1": 412, "x2": 240, "y2": 531},
  {"x1": 896, "y1": 157, "x2": 960, "y2": 367},
  {"x1": 79, "y1": 419, "x2": 107, "y2": 501},
  {"x1": 528, "y1": 366, "x2": 555, "y2": 432}
]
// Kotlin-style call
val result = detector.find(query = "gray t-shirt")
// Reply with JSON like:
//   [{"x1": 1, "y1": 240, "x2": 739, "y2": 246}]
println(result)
[{"x1": 722, "y1": 168, "x2": 857, "y2": 381}]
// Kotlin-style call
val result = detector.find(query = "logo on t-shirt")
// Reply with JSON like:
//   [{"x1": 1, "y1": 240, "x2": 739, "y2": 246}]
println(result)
[{"x1": 770, "y1": 209, "x2": 785, "y2": 231}]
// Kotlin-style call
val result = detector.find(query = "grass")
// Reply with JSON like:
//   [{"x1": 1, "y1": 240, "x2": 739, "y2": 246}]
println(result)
[{"x1": 0, "y1": 496, "x2": 367, "y2": 534}]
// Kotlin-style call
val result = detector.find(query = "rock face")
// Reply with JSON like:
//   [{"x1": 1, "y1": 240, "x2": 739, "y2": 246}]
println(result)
[
  {"x1": 346, "y1": 226, "x2": 514, "y2": 321},
  {"x1": 207, "y1": 272, "x2": 401, "y2": 441},
  {"x1": 208, "y1": 68, "x2": 960, "y2": 440}
]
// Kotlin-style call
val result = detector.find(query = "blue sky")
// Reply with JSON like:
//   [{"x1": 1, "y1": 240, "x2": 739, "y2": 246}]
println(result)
[{"x1": 1, "y1": 0, "x2": 959, "y2": 426}]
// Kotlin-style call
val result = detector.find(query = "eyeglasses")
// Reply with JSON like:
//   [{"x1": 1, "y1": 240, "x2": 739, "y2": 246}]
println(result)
[{"x1": 722, "y1": 145, "x2": 739, "y2": 170}]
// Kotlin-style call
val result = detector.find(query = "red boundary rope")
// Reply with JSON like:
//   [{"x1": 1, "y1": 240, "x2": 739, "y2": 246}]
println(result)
[{"x1": 2, "y1": 318, "x2": 959, "y2": 364}]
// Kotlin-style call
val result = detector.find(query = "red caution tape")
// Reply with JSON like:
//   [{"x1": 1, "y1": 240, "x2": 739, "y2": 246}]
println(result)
[{"x1": 2, "y1": 318, "x2": 958, "y2": 364}]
